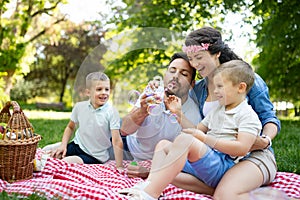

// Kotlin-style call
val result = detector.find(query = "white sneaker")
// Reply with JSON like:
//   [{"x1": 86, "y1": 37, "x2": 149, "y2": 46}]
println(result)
[
  {"x1": 118, "y1": 188, "x2": 156, "y2": 200},
  {"x1": 118, "y1": 180, "x2": 151, "y2": 195},
  {"x1": 133, "y1": 180, "x2": 151, "y2": 190}
]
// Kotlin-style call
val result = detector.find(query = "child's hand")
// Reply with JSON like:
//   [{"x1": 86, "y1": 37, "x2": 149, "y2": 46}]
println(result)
[
  {"x1": 164, "y1": 95, "x2": 181, "y2": 114},
  {"x1": 116, "y1": 166, "x2": 125, "y2": 174},
  {"x1": 50, "y1": 145, "x2": 66, "y2": 159},
  {"x1": 182, "y1": 128, "x2": 206, "y2": 141}
]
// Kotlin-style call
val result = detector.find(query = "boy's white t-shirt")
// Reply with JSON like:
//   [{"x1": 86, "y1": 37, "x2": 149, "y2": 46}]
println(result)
[
  {"x1": 202, "y1": 99, "x2": 261, "y2": 141},
  {"x1": 127, "y1": 95, "x2": 201, "y2": 161},
  {"x1": 71, "y1": 101, "x2": 120, "y2": 162}
]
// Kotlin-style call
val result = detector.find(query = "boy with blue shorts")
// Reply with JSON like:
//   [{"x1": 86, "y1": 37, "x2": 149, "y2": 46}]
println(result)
[
  {"x1": 119, "y1": 60, "x2": 262, "y2": 199},
  {"x1": 51, "y1": 72, "x2": 124, "y2": 171}
]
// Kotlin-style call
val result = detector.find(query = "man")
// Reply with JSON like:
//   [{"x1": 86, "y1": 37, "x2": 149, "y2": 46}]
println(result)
[{"x1": 120, "y1": 52, "x2": 201, "y2": 178}]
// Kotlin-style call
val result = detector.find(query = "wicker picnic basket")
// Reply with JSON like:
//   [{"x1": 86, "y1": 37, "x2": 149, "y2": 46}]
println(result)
[{"x1": 0, "y1": 101, "x2": 41, "y2": 182}]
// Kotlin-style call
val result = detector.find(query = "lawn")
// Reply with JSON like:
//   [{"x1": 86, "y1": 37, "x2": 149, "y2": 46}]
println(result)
[{"x1": 22, "y1": 110, "x2": 300, "y2": 174}]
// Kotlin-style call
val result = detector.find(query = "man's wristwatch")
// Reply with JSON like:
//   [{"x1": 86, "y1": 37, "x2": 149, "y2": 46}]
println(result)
[{"x1": 262, "y1": 134, "x2": 272, "y2": 149}]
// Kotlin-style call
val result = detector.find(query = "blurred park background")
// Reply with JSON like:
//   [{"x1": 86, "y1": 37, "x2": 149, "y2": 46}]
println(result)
[{"x1": 0, "y1": 0, "x2": 299, "y2": 173}]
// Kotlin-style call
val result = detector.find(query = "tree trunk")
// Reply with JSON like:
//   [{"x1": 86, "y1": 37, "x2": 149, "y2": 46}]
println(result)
[
  {"x1": 295, "y1": 106, "x2": 299, "y2": 116},
  {"x1": 59, "y1": 79, "x2": 67, "y2": 103},
  {"x1": 3, "y1": 69, "x2": 15, "y2": 97}
]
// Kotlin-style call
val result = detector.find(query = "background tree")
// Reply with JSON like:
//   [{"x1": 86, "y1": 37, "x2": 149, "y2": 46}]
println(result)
[
  {"x1": 102, "y1": 0, "x2": 247, "y2": 112},
  {"x1": 105, "y1": 0, "x2": 299, "y2": 115},
  {"x1": 250, "y1": 0, "x2": 300, "y2": 114},
  {"x1": 0, "y1": 0, "x2": 66, "y2": 102},
  {"x1": 3, "y1": 0, "x2": 299, "y2": 115},
  {"x1": 17, "y1": 21, "x2": 105, "y2": 104},
  {"x1": 104, "y1": 0, "x2": 231, "y2": 80}
]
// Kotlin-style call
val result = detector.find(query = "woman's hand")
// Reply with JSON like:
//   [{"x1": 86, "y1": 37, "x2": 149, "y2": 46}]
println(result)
[{"x1": 250, "y1": 135, "x2": 270, "y2": 151}]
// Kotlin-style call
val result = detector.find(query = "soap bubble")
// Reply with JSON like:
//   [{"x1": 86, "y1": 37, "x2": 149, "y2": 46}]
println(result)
[
  {"x1": 147, "y1": 104, "x2": 163, "y2": 116},
  {"x1": 168, "y1": 113, "x2": 178, "y2": 123},
  {"x1": 165, "y1": 82, "x2": 175, "y2": 96},
  {"x1": 167, "y1": 83, "x2": 175, "y2": 90},
  {"x1": 128, "y1": 90, "x2": 140, "y2": 106}
]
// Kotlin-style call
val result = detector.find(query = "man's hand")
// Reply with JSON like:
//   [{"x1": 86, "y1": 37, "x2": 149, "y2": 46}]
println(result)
[
  {"x1": 126, "y1": 164, "x2": 149, "y2": 179},
  {"x1": 139, "y1": 93, "x2": 150, "y2": 112}
]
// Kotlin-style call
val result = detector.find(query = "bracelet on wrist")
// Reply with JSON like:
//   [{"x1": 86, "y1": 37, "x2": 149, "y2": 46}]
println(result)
[{"x1": 262, "y1": 134, "x2": 272, "y2": 149}]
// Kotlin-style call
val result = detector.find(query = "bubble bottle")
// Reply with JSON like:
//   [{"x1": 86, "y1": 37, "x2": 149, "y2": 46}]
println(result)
[{"x1": 145, "y1": 76, "x2": 164, "y2": 116}]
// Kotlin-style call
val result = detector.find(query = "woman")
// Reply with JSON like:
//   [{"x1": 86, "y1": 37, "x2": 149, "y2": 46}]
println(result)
[{"x1": 172, "y1": 26, "x2": 280, "y2": 199}]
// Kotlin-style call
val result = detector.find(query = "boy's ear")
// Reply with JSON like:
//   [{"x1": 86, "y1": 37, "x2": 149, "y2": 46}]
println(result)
[
  {"x1": 238, "y1": 82, "x2": 247, "y2": 93},
  {"x1": 85, "y1": 88, "x2": 91, "y2": 97}
]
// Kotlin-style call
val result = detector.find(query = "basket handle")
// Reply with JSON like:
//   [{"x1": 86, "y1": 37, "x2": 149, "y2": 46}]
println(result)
[
  {"x1": 0, "y1": 101, "x2": 12, "y2": 124},
  {"x1": 1, "y1": 101, "x2": 34, "y2": 140},
  {"x1": 11, "y1": 101, "x2": 21, "y2": 113}
]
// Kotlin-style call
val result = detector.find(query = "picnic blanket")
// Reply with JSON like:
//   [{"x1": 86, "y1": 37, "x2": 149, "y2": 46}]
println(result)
[{"x1": 0, "y1": 149, "x2": 299, "y2": 199}]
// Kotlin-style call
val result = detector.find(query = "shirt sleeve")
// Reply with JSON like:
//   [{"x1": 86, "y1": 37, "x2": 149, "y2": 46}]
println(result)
[
  {"x1": 70, "y1": 103, "x2": 79, "y2": 123},
  {"x1": 247, "y1": 73, "x2": 281, "y2": 133},
  {"x1": 238, "y1": 110, "x2": 262, "y2": 136},
  {"x1": 201, "y1": 108, "x2": 213, "y2": 128},
  {"x1": 109, "y1": 106, "x2": 121, "y2": 130}
]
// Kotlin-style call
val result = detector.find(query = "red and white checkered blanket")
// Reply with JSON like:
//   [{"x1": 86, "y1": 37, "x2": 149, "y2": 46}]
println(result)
[{"x1": 0, "y1": 149, "x2": 299, "y2": 199}]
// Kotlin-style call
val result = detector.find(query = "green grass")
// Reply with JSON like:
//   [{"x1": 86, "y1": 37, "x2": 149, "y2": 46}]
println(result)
[
  {"x1": 272, "y1": 119, "x2": 300, "y2": 174},
  {"x1": 31, "y1": 118, "x2": 69, "y2": 147},
  {"x1": 0, "y1": 191, "x2": 49, "y2": 200}
]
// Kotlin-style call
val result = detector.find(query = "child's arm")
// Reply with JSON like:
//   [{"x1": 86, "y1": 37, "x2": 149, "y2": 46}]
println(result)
[
  {"x1": 183, "y1": 128, "x2": 256, "y2": 157},
  {"x1": 164, "y1": 95, "x2": 197, "y2": 129},
  {"x1": 111, "y1": 129, "x2": 124, "y2": 169},
  {"x1": 51, "y1": 121, "x2": 75, "y2": 159}
]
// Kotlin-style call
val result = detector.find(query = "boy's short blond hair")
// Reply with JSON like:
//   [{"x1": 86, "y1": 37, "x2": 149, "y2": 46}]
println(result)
[
  {"x1": 213, "y1": 60, "x2": 255, "y2": 93},
  {"x1": 86, "y1": 72, "x2": 110, "y2": 89}
]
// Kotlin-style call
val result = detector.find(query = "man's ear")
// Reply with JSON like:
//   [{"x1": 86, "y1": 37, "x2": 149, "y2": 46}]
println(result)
[
  {"x1": 190, "y1": 80, "x2": 195, "y2": 88},
  {"x1": 238, "y1": 82, "x2": 247, "y2": 93}
]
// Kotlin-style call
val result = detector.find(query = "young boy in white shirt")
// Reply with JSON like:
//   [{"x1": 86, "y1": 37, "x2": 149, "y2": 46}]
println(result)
[{"x1": 51, "y1": 72, "x2": 123, "y2": 170}]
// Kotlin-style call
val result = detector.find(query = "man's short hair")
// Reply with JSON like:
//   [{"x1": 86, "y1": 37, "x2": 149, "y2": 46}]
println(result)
[{"x1": 169, "y1": 52, "x2": 196, "y2": 81}]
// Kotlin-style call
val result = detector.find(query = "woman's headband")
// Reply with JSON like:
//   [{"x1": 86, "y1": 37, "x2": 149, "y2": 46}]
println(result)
[{"x1": 182, "y1": 43, "x2": 210, "y2": 53}]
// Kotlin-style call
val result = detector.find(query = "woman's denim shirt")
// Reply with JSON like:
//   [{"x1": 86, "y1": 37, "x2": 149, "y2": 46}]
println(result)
[{"x1": 190, "y1": 73, "x2": 281, "y2": 134}]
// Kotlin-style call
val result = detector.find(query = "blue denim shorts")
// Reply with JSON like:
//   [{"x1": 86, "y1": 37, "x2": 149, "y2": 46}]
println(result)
[
  {"x1": 66, "y1": 141, "x2": 103, "y2": 164},
  {"x1": 182, "y1": 147, "x2": 235, "y2": 188}
]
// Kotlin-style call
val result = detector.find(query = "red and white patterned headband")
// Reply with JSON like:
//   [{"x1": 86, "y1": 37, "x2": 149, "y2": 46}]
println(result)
[{"x1": 182, "y1": 43, "x2": 210, "y2": 53}]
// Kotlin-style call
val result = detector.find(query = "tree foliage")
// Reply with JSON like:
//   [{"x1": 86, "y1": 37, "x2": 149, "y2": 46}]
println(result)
[
  {"x1": 2, "y1": 0, "x2": 300, "y2": 109},
  {"x1": 250, "y1": 0, "x2": 300, "y2": 105},
  {"x1": 103, "y1": 0, "x2": 235, "y2": 97},
  {"x1": 23, "y1": 21, "x2": 104, "y2": 102},
  {"x1": 0, "y1": 0, "x2": 66, "y2": 99},
  {"x1": 106, "y1": 0, "x2": 300, "y2": 106}
]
